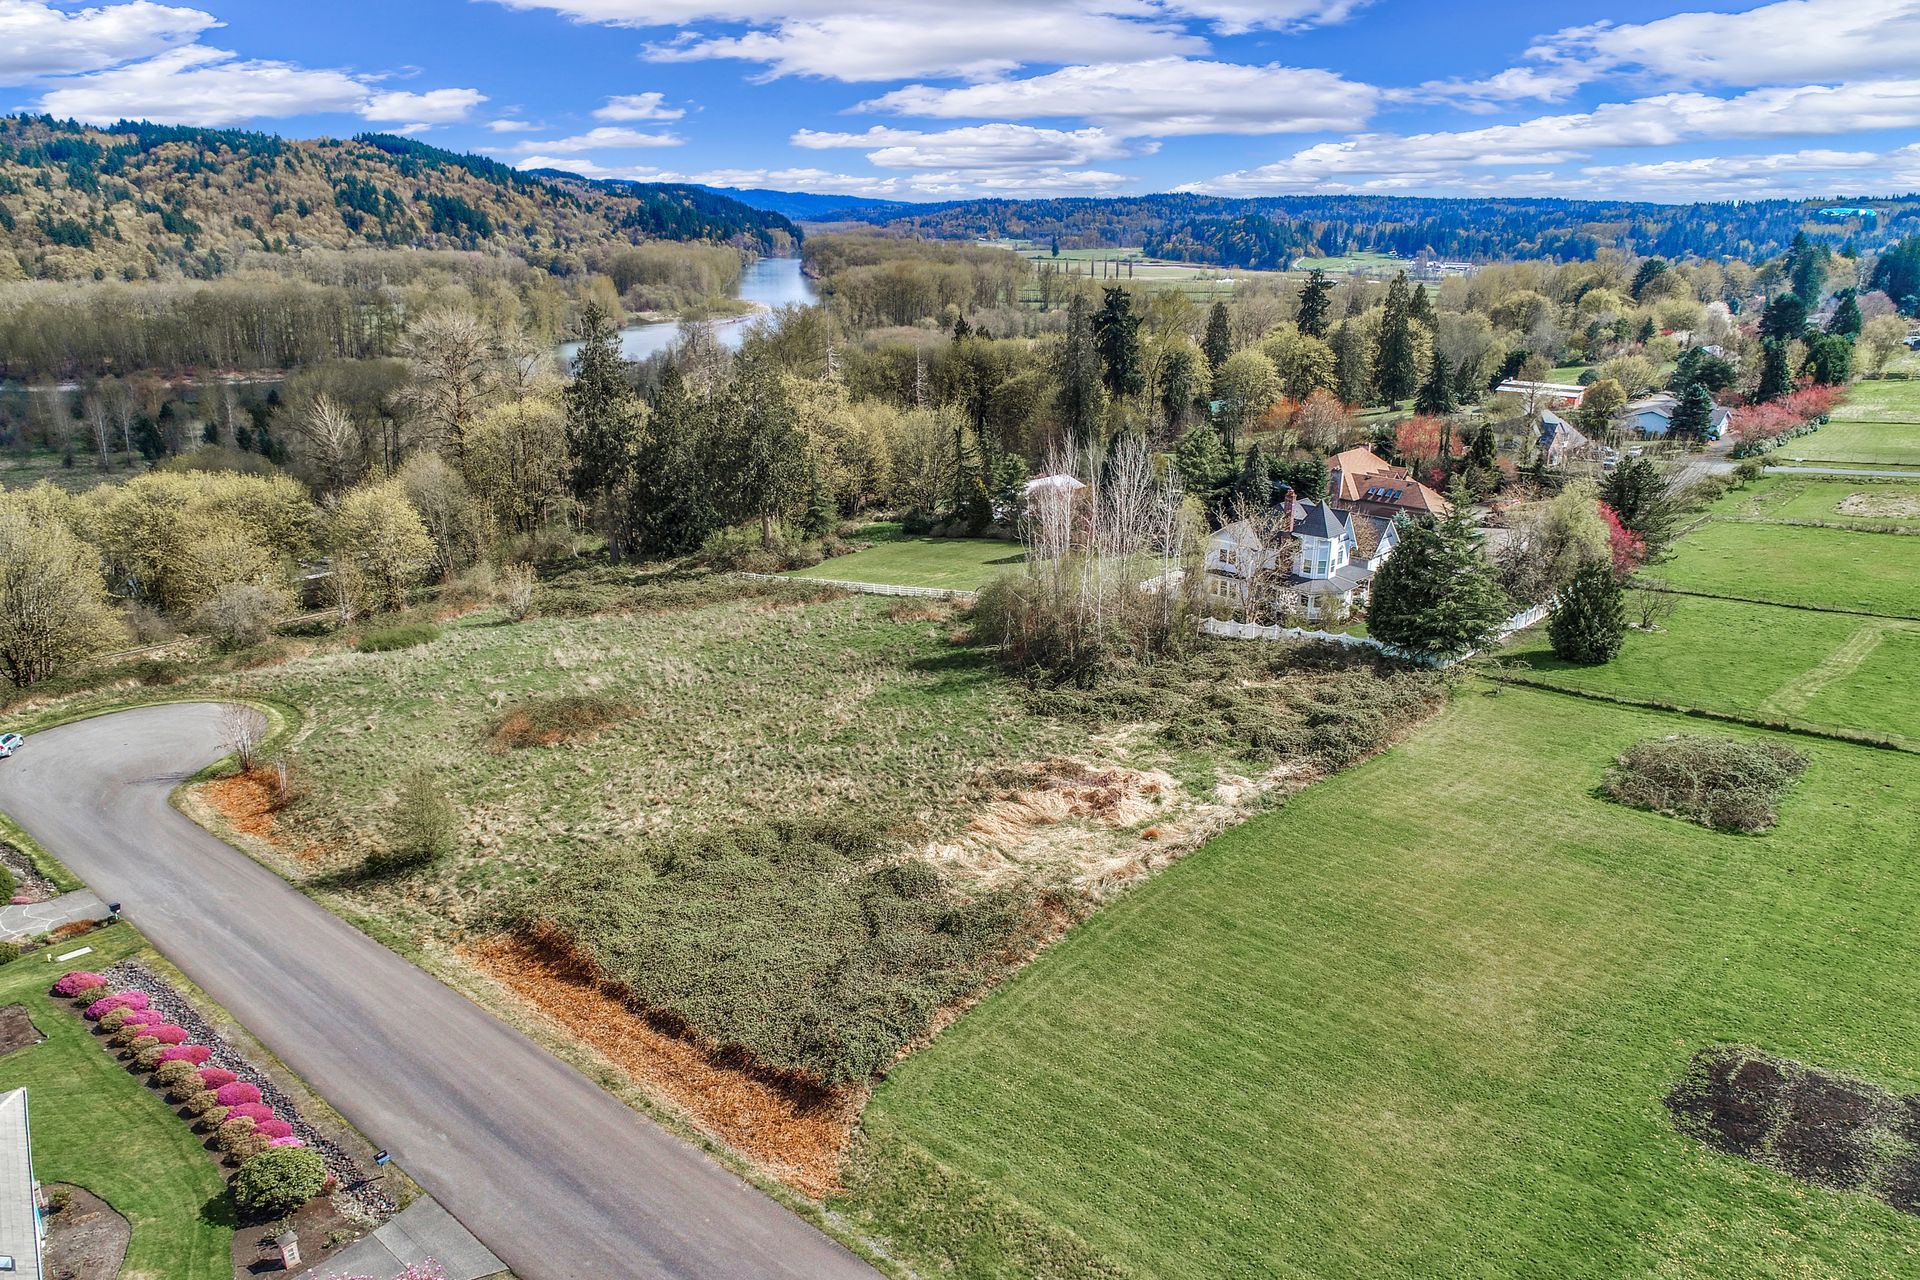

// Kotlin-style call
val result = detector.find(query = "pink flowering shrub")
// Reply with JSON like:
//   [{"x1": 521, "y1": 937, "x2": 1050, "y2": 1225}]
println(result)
[
  {"x1": 196, "y1": 1066, "x2": 237, "y2": 1088},
  {"x1": 147, "y1": 1025, "x2": 189, "y2": 1045},
  {"x1": 84, "y1": 991, "x2": 148, "y2": 1019},
  {"x1": 120, "y1": 1009, "x2": 164, "y2": 1027},
  {"x1": 254, "y1": 1118, "x2": 294, "y2": 1140},
  {"x1": 9, "y1": 895, "x2": 31, "y2": 906},
  {"x1": 213, "y1": 1082, "x2": 261, "y2": 1107},
  {"x1": 53, "y1": 972, "x2": 107, "y2": 998},
  {"x1": 223, "y1": 1102, "x2": 275, "y2": 1125},
  {"x1": 158, "y1": 1045, "x2": 212, "y2": 1065},
  {"x1": 269, "y1": 1136, "x2": 305, "y2": 1149}
]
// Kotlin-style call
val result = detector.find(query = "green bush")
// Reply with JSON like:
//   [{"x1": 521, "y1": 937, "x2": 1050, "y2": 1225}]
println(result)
[
  {"x1": 214, "y1": 1116, "x2": 258, "y2": 1153},
  {"x1": 357, "y1": 623, "x2": 442, "y2": 653},
  {"x1": 1604, "y1": 734, "x2": 1809, "y2": 833},
  {"x1": 0, "y1": 866, "x2": 15, "y2": 904},
  {"x1": 182, "y1": 1089, "x2": 221, "y2": 1118},
  {"x1": 381, "y1": 766, "x2": 458, "y2": 867},
  {"x1": 96, "y1": 1007, "x2": 131, "y2": 1034},
  {"x1": 520, "y1": 816, "x2": 1040, "y2": 1085},
  {"x1": 151, "y1": 1059, "x2": 199, "y2": 1090},
  {"x1": 233, "y1": 1147, "x2": 328, "y2": 1216},
  {"x1": 1548, "y1": 562, "x2": 1628, "y2": 665}
]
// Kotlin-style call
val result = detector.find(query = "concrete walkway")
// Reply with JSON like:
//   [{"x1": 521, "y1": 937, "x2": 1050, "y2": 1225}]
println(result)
[
  {"x1": 0, "y1": 889, "x2": 107, "y2": 943},
  {"x1": 319, "y1": 1198, "x2": 507, "y2": 1280}
]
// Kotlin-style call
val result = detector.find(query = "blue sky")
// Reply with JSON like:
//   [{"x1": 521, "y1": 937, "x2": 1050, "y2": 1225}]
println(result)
[{"x1": 6, "y1": 0, "x2": 1920, "y2": 202}]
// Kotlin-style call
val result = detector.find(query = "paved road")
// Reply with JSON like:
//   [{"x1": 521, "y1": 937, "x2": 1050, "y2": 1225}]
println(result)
[{"x1": 0, "y1": 705, "x2": 877, "y2": 1280}]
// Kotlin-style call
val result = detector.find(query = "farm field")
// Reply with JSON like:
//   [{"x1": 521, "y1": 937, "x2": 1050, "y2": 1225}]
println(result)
[
  {"x1": 0, "y1": 924, "x2": 233, "y2": 1280},
  {"x1": 1826, "y1": 378, "x2": 1920, "y2": 423},
  {"x1": 1774, "y1": 419, "x2": 1920, "y2": 468},
  {"x1": 1796, "y1": 625, "x2": 1920, "y2": 744},
  {"x1": 789, "y1": 530, "x2": 1025, "y2": 592},
  {"x1": 0, "y1": 448, "x2": 141, "y2": 493},
  {"x1": 1658, "y1": 519, "x2": 1920, "y2": 618},
  {"x1": 839, "y1": 687, "x2": 1920, "y2": 1280},
  {"x1": 1504, "y1": 595, "x2": 1919, "y2": 745},
  {"x1": 1715, "y1": 475, "x2": 1920, "y2": 530}
]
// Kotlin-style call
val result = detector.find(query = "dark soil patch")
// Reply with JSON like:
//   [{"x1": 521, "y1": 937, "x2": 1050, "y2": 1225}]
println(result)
[
  {"x1": 487, "y1": 692, "x2": 635, "y2": 750},
  {"x1": 1668, "y1": 1045, "x2": 1920, "y2": 1213},
  {"x1": 0, "y1": 1003, "x2": 43, "y2": 1055},
  {"x1": 0, "y1": 842, "x2": 55, "y2": 904},
  {"x1": 42, "y1": 1183, "x2": 129, "y2": 1280},
  {"x1": 234, "y1": 1192, "x2": 360, "y2": 1276}
]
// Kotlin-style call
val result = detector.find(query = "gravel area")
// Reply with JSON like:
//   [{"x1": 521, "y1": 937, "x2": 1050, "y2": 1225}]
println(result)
[
  {"x1": 101, "y1": 959, "x2": 396, "y2": 1221},
  {"x1": 0, "y1": 842, "x2": 56, "y2": 904}
]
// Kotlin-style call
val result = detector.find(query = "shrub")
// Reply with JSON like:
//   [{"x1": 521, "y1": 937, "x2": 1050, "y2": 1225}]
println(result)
[
  {"x1": 183, "y1": 1090, "x2": 221, "y2": 1117},
  {"x1": 223, "y1": 1102, "x2": 275, "y2": 1126},
  {"x1": 233, "y1": 1147, "x2": 328, "y2": 1215},
  {"x1": 227, "y1": 1131, "x2": 270, "y2": 1164},
  {"x1": 254, "y1": 1118, "x2": 295, "y2": 1141},
  {"x1": 190, "y1": 583, "x2": 291, "y2": 651},
  {"x1": 133, "y1": 1042, "x2": 171, "y2": 1070},
  {"x1": 84, "y1": 991, "x2": 147, "y2": 1019},
  {"x1": 127, "y1": 1034, "x2": 159, "y2": 1056},
  {"x1": 195, "y1": 1066, "x2": 237, "y2": 1089},
  {"x1": 147, "y1": 1024, "x2": 188, "y2": 1045},
  {"x1": 215, "y1": 1115, "x2": 258, "y2": 1152},
  {"x1": 107, "y1": 1026, "x2": 145, "y2": 1048},
  {"x1": 214, "y1": 1082, "x2": 262, "y2": 1108},
  {"x1": 268, "y1": 1136, "x2": 306, "y2": 1149},
  {"x1": 497, "y1": 561, "x2": 538, "y2": 621},
  {"x1": 357, "y1": 623, "x2": 441, "y2": 653},
  {"x1": 1604, "y1": 734, "x2": 1810, "y2": 833},
  {"x1": 151, "y1": 1060, "x2": 200, "y2": 1089},
  {"x1": 377, "y1": 765, "x2": 460, "y2": 871},
  {"x1": 53, "y1": 971, "x2": 107, "y2": 998},
  {"x1": 486, "y1": 694, "x2": 633, "y2": 750},
  {"x1": 117, "y1": 1009, "x2": 163, "y2": 1028},
  {"x1": 158, "y1": 1045, "x2": 212, "y2": 1065},
  {"x1": 95, "y1": 1008, "x2": 132, "y2": 1033}
]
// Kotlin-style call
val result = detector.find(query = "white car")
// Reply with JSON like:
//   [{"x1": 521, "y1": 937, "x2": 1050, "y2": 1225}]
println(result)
[{"x1": 0, "y1": 733, "x2": 21, "y2": 759}]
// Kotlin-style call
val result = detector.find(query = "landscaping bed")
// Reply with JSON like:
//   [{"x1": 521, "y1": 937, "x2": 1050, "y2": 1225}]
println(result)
[{"x1": 42, "y1": 1183, "x2": 129, "y2": 1280}]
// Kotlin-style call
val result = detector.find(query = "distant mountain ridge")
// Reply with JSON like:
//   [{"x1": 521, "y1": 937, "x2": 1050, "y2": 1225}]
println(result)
[
  {"x1": 0, "y1": 115, "x2": 797, "y2": 282},
  {"x1": 698, "y1": 186, "x2": 908, "y2": 222}
]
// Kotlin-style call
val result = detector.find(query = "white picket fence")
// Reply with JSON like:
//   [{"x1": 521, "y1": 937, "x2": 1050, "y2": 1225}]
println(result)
[
  {"x1": 737, "y1": 571, "x2": 978, "y2": 601},
  {"x1": 1201, "y1": 599, "x2": 1553, "y2": 669}
]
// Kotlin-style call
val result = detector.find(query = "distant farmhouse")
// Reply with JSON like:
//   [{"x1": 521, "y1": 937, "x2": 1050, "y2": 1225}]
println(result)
[
  {"x1": 1623, "y1": 393, "x2": 1734, "y2": 440},
  {"x1": 1495, "y1": 379, "x2": 1586, "y2": 407},
  {"x1": 1536, "y1": 410, "x2": 1599, "y2": 467}
]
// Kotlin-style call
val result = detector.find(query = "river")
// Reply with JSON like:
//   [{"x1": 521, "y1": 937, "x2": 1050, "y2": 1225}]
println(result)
[{"x1": 560, "y1": 255, "x2": 817, "y2": 365}]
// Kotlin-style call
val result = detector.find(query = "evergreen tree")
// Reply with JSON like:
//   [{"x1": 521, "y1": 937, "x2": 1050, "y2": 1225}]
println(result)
[
  {"x1": 1202, "y1": 301, "x2": 1233, "y2": 374},
  {"x1": 1547, "y1": 561, "x2": 1627, "y2": 664},
  {"x1": 1803, "y1": 332, "x2": 1852, "y2": 386},
  {"x1": 1869, "y1": 235, "x2": 1920, "y2": 314},
  {"x1": 1296, "y1": 269, "x2": 1332, "y2": 339},
  {"x1": 1170, "y1": 423, "x2": 1233, "y2": 507},
  {"x1": 1235, "y1": 443, "x2": 1273, "y2": 508},
  {"x1": 1409, "y1": 282, "x2": 1435, "y2": 329},
  {"x1": 952, "y1": 313, "x2": 972, "y2": 341},
  {"x1": 1272, "y1": 455, "x2": 1329, "y2": 502},
  {"x1": 1057, "y1": 292, "x2": 1103, "y2": 448},
  {"x1": 1671, "y1": 346, "x2": 1735, "y2": 396},
  {"x1": 802, "y1": 453, "x2": 837, "y2": 538},
  {"x1": 1827, "y1": 288, "x2": 1863, "y2": 337},
  {"x1": 563, "y1": 302, "x2": 643, "y2": 562},
  {"x1": 1372, "y1": 271, "x2": 1418, "y2": 406},
  {"x1": 725, "y1": 354, "x2": 808, "y2": 548},
  {"x1": 1469, "y1": 423, "x2": 1498, "y2": 470},
  {"x1": 1755, "y1": 338, "x2": 1794, "y2": 403},
  {"x1": 1669, "y1": 382, "x2": 1715, "y2": 441},
  {"x1": 1414, "y1": 351, "x2": 1456, "y2": 416},
  {"x1": 1759, "y1": 292, "x2": 1808, "y2": 343},
  {"x1": 632, "y1": 365, "x2": 719, "y2": 556},
  {"x1": 1601, "y1": 456, "x2": 1679, "y2": 557},
  {"x1": 1092, "y1": 286, "x2": 1145, "y2": 399},
  {"x1": 1787, "y1": 231, "x2": 1829, "y2": 305},
  {"x1": 1368, "y1": 493, "x2": 1511, "y2": 658},
  {"x1": 1630, "y1": 258, "x2": 1669, "y2": 300},
  {"x1": 1331, "y1": 321, "x2": 1372, "y2": 407}
]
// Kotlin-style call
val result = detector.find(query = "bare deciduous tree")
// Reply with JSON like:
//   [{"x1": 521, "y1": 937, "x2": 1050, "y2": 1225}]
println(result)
[
  {"x1": 291, "y1": 394, "x2": 362, "y2": 495},
  {"x1": 223, "y1": 704, "x2": 263, "y2": 773}
]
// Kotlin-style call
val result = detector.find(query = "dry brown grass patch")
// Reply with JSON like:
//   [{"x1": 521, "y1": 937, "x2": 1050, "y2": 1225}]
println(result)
[
  {"x1": 486, "y1": 694, "x2": 635, "y2": 750},
  {"x1": 201, "y1": 767, "x2": 323, "y2": 864},
  {"x1": 883, "y1": 598, "x2": 954, "y2": 624},
  {"x1": 1836, "y1": 490, "x2": 1920, "y2": 519},
  {"x1": 466, "y1": 936, "x2": 864, "y2": 1198}
]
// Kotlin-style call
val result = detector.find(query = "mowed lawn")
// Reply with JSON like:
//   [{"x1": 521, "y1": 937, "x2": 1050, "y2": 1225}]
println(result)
[
  {"x1": 1828, "y1": 378, "x2": 1920, "y2": 423},
  {"x1": 1776, "y1": 419, "x2": 1920, "y2": 467},
  {"x1": 789, "y1": 531, "x2": 1025, "y2": 592},
  {"x1": 0, "y1": 924, "x2": 232, "y2": 1279},
  {"x1": 1717, "y1": 475, "x2": 1920, "y2": 530},
  {"x1": 843, "y1": 689, "x2": 1920, "y2": 1279},
  {"x1": 1659, "y1": 520, "x2": 1920, "y2": 618}
]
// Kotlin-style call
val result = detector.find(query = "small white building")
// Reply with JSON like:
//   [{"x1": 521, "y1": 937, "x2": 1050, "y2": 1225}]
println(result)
[
  {"x1": 1496, "y1": 380, "x2": 1586, "y2": 407},
  {"x1": 1537, "y1": 409, "x2": 1597, "y2": 467}
]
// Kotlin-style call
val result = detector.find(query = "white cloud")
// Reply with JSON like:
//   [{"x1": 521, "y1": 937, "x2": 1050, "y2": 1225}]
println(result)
[
  {"x1": 1535, "y1": 0, "x2": 1920, "y2": 89},
  {"x1": 0, "y1": 0, "x2": 218, "y2": 85},
  {"x1": 1403, "y1": 66, "x2": 1585, "y2": 112},
  {"x1": 34, "y1": 42, "x2": 487, "y2": 128},
  {"x1": 517, "y1": 152, "x2": 1127, "y2": 198},
  {"x1": 863, "y1": 58, "x2": 1376, "y2": 137},
  {"x1": 593, "y1": 91, "x2": 684, "y2": 120},
  {"x1": 791, "y1": 123, "x2": 1139, "y2": 168},
  {"x1": 1162, "y1": 0, "x2": 1367, "y2": 34},
  {"x1": 513, "y1": 125, "x2": 683, "y2": 152},
  {"x1": 486, "y1": 118, "x2": 540, "y2": 132},
  {"x1": 361, "y1": 87, "x2": 486, "y2": 124}
]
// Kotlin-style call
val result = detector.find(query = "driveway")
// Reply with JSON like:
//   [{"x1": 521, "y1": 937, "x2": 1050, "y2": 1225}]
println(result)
[{"x1": 0, "y1": 704, "x2": 877, "y2": 1280}]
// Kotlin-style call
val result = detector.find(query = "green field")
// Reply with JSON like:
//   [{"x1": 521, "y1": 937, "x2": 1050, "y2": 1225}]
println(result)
[
  {"x1": 1715, "y1": 475, "x2": 1920, "y2": 530},
  {"x1": 0, "y1": 448, "x2": 140, "y2": 494},
  {"x1": 1828, "y1": 379, "x2": 1920, "y2": 424},
  {"x1": 1505, "y1": 595, "x2": 1919, "y2": 745},
  {"x1": 840, "y1": 688, "x2": 1920, "y2": 1279},
  {"x1": 1659, "y1": 520, "x2": 1920, "y2": 618},
  {"x1": 1775, "y1": 419, "x2": 1920, "y2": 468},
  {"x1": 0, "y1": 924, "x2": 233, "y2": 1279},
  {"x1": 790, "y1": 532, "x2": 1025, "y2": 592}
]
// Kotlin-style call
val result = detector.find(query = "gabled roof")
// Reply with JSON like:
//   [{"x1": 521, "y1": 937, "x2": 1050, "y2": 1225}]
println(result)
[
  {"x1": 1211, "y1": 519, "x2": 1265, "y2": 550},
  {"x1": 1351, "y1": 513, "x2": 1393, "y2": 560},
  {"x1": 1294, "y1": 500, "x2": 1348, "y2": 542},
  {"x1": 1327, "y1": 445, "x2": 1388, "y2": 477}
]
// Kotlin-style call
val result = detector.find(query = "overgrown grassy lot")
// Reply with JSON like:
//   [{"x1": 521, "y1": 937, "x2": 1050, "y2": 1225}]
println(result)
[
  {"x1": 1503, "y1": 595, "x2": 1920, "y2": 745},
  {"x1": 790, "y1": 530, "x2": 1026, "y2": 592},
  {"x1": 1714, "y1": 475, "x2": 1920, "y2": 531},
  {"x1": 1775, "y1": 419, "x2": 1920, "y2": 467},
  {"x1": 0, "y1": 924, "x2": 233, "y2": 1280},
  {"x1": 1658, "y1": 520, "x2": 1920, "y2": 618},
  {"x1": 839, "y1": 688, "x2": 1920, "y2": 1279}
]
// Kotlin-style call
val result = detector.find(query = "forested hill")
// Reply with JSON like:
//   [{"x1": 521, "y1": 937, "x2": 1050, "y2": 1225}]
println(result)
[
  {"x1": 0, "y1": 115, "x2": 797, "y2": 283},
  {"x1": 833, "y1": 192, "x2": 1920, "y2": 267}
]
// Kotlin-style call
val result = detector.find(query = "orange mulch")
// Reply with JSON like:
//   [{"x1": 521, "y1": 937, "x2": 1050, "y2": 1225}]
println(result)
[
  {"x1": 200, "y1": 768, "x2": 324, "y2": 865},
  {"x1": 465, "y1": 936, "x2": 866, "y2": 1199}
]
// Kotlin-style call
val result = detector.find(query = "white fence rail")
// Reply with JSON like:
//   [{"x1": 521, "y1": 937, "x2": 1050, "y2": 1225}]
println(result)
[
  {"x1": 1201, "y1": 599, "x2": 1553, "y2": 669},
  {"x1": 737, "y1": 571, "x2": 978, "y2": 601}
]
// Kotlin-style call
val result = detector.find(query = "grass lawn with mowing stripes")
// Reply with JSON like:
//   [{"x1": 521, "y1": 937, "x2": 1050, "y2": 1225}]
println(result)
[
  {"x1": 0, "y1": 923, "x2": 232, "y2": 1279},
  {"x1": 1829, "y1": 379, "x2": 1920, "y2": 423},
  {"x1": 840, "y1": 688, "x2": 1920, "y2": 1280},
  {"x1": 1773, "y1": 419, "x2": 1920, "y2": 468},
  {"x1": 1659, "y1": 520, "x2": 1920, "y2": 618},
  {"x1": 789, "y1": 532, "x2": 1025, "y2": 592},
  {"x1": 1796, "y1": 625, "x2": 1920, "y2": 743},
  {"x1": 1718, "y1": 476, "x2": 1920, "y2": 530}
]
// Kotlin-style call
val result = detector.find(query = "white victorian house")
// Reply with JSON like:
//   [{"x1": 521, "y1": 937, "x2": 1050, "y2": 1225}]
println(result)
[{"x1": 1205, "y1": 498, "x2": 1400, "y2": 622}]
